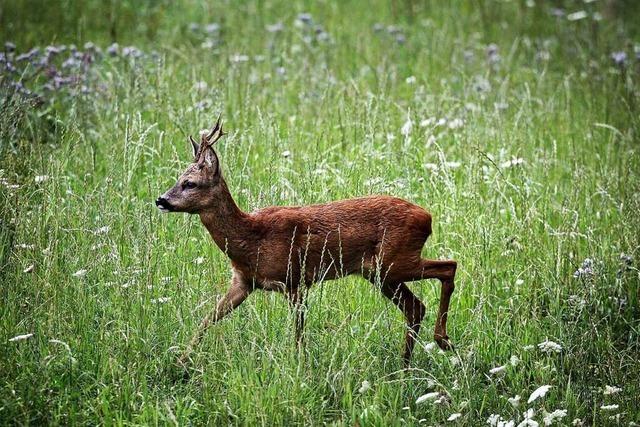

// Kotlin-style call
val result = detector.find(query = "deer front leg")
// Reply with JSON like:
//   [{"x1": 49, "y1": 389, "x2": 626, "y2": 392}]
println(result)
[
  {"x1": 286, "y1": 287, "x2": 306, "y2": 346},
  {"x1": 379, "y1": 282, "x2": 426, "y2": 367},
  {"x1": 177, "y1": 269, "x2": 252, "y2": 368}
]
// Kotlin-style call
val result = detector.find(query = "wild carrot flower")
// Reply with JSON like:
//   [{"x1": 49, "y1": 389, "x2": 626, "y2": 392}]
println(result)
[
  {"x1": 358, "y1": 380, "x2": 371, "y2": 393},
  {"x1": 508, "y1": 395, "x2": 521, "y2": 408},
  {"x1": 448, "y1": 413, "x2": 462, "y2": 421},
  {"x1": 528, "y1": 385, "x2": 551, "y2": 403},
  {"x1": 538, "y1": 340, "x2": 562, "y2": 353},
  {"x1": 416, "y1": 392, "x2": 440, "y2": 404},
  {"x1": 603, "y1": 385, "x2": 621, "y2": 395},
  {"x1": 9, "y1": 333, "x2": 33, "y2": 342},
  {"x1": 489, "y1": 365, "x2": 506, "y2": 375},
  {"x1": 543, "y1": 409, "x2": 567, "y2": 425},
  {"x1": 600, "y1": 404, "x2": 619, "y2": 411},
  {"x1": 72, "y1": 269, "x2": 88, "y2": 277}
]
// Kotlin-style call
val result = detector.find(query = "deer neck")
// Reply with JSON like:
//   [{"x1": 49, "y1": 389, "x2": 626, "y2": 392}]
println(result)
[{"x1": 198, "y1": 178, "x2": 253, "y2": 262}]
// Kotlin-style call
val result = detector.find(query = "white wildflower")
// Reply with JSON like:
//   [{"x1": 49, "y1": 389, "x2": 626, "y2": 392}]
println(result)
[
  {"x1": 567, "y1": 11, "x2": 588, "y2": 21},
  {"x1": 603, "y1": 385, "x2": 621, "y2": 395},
  {"x1": 538, "y1": 340, "x2": 562, "y2": 353},
  {"x1": 406, "y1": 76, "x2": 417, "y2": 84},
  {"x1": 515, "y1": 279, "x2": 524, "y2": 286},
  {"x1": 193, "y1": 80, "x2": 208, "y2": 91},
  {"x1": 416, "y1": 392, "x2": 440, "y2": 404},
  {"x1": 487, "y1": 415, "x2": 514, "y2": 427},
  {"x1": 49, "y1": 339, "x2": 71, "y2": 353},
  {"x1": 434, "y1": 395, "x2": 449, "y2": 405},
  {"x1": 445, "y1": 161, "x2": 461, "y2": 169},
  {"x1": 517, "y1": 420, "x2": 539, "y2": 427},
  {"x1": 448, "y1": 413, "x2": 462, "y2": 421},
  {"x1": 16, "y1": 243, "x2": 35, "y2": 249},
  {"x1": 72, "y1": 269, "x2": 88, "y2": 278},
  {"x1": 34, "y1": 175, "x2": 49, "y2": 183},
  {"x1": 543, "y1": 409, "x2": 567, "y2": 426},
  {"x1": 487, "y1": 414, "x2": 501, "y2": 426},
  {"x1": 401, "y1": 117, "x2": 413, "y2": 137},
  {"x1": 508, "y1": 395, "x2": 521, "y2": 408},
  {"x1": 523, "y1": 408, "x2": 535, "y2": 419},
  {"x1": 94, "y1": 226, "x2": 110, "y2": 235},
  {"x1": 523, "y1": 344, "x2": 535, "y2": 351},
  {"x1": 510, "y1": 355, "x2": 520, "y2": 366},
  {"x1": 23, "y1": 264, "x2": 34, "y2": 273},
  {"x1": 528, "y1": 385, "x2": 552, "y2": 403},
  {"x1": 194, "y1": 257, "x2": 205, "y2": 265},
  {"x1": 571, "y1": 419, "x2": 583, "y2": 426},
  {"x1": 282, "y1": 150, "x2": 291, "y2": 158},
  {"x1": 500, "y1": 158, "x2": 525, "y2": 168},
  {"x1": 419, "y1": 117, "x2": 435, "y2": 127},
  {"x1": 424, "y1": 341, "x2": 438, "y2": 352},
  {"x1": 358, "y1": 380, "x2": 371, "y2": 393},
  {"x1": 230, "y1": 54, "x2": 249, "y2": 63},
  {"x1": 448, "y1": 118, "x2": 464, "y2": 129},
  {"x1": 489, "y1": 365, "x2": 507, "y2": 375},
  {"x1": 9, "y1": 333, "x2": 33, "y2": 342},
  {"x1": 151, "y1": 297, "x2": 170, "y2": 304},
  {"x1": 600, "y1": 404, "x2": 619, "y2": 411}
]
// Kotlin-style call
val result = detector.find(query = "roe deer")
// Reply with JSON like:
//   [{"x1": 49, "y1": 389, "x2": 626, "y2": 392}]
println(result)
[{"x1": 156, "y1": 117, "x2": 457, "y2": 368}]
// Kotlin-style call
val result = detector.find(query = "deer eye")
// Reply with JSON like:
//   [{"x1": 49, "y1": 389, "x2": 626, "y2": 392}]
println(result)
[{"x1": 182, "y1": 180, "x2": 197, "y2": 190}]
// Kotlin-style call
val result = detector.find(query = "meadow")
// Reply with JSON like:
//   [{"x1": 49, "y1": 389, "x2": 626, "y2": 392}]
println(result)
[{"x1": 1, "y1": 0, "x2": 639, "y2": 425}]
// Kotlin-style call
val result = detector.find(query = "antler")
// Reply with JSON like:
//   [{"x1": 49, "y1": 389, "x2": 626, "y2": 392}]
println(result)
[{"x1": 202, "y1": 114, "x2": 225, "y2": 146}]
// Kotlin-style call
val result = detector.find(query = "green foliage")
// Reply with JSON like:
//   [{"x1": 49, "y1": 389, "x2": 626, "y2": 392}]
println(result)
[{"x1": 1, "y1": 0, "x2": 639, "y2": 425}]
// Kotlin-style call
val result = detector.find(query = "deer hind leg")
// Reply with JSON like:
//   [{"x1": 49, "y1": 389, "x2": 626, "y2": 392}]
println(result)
[
  {"x1": 378, "y1": 282, "x2": 426, "y2": 366},
  {"x1": 177, "y1": 270, "x2": 252, "y2": 368},
  {"x1": 388, "y1": 258, "x2": 457, "y2": 351}
]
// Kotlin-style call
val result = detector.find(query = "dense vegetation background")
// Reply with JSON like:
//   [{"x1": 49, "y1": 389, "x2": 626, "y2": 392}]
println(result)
[{"x1": 1, "y1": 0, "x2": 639, "y2": 424}]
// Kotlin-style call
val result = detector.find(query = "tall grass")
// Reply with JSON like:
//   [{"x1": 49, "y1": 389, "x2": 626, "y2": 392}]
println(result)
[{"x1": 1, "y1": 0, "x2": 639, "y2": 424}]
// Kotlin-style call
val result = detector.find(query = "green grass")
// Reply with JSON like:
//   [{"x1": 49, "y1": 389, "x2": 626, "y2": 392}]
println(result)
[{"x1": 1, "y1": 0, "x2": 639, "y2": 425}]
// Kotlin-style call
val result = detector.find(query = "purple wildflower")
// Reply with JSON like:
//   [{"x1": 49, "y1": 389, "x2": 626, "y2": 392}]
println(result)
[
  {"x1": 205, "y1": 23, "x2": 220, "y2": 34},
  {"x1": 610, "y1": 51, "x2": 627, "y2": 67},
  {"x1": 62, "y1": 57, "x2": 81, "y2": 68},
  {"x1": 573, "y1": 258, "x2": 596, "y2": 279},
  {"x1": 266, "y1": 22, "x2": 284, "y2": 33},
  {"x1": 387, "y1": 25, "x2": 401, "y2": 35},
  {"x1": 463, "y1": 50, "x2": 474, "y2": 62},
  {"x1": 122, "y1": 46, "x2": 142, "y2": 58},
  {"x1": 106, "y1": 43, "x2": 119, "y2": 57},
  {"x1": 297, "y1": 13, "x2": 313, "y2": 25},
  {"x1": 45, "y1": 45, "x2": 62, "y2": 56}
]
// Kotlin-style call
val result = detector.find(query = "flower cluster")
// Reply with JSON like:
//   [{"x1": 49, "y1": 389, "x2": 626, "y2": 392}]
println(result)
[{"x1": 1, "y1": 41, "x2": 153, "y2": 107}]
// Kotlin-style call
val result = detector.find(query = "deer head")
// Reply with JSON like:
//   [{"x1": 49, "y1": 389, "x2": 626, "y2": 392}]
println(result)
[{"x1": 156, "y1": 117, "x2": 227, "y2": 214}]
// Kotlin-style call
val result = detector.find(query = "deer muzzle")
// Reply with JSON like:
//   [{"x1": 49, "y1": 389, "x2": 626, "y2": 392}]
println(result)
[{"x1": 155, "y1": 196, "x2": 175, "y2": 213}]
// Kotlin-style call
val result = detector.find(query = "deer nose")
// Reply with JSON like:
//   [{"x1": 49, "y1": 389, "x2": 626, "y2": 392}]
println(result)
[{"x1": 155, "y1": 196, "x2": 173, "y2": 212}]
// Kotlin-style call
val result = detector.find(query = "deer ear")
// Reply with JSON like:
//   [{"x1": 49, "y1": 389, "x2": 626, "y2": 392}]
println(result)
[
  {"x1": 203, "y1": 146, "x2": 219, "y2": 174},
  {"x1": 189, "y1": 135, "x2": 200, "y2": 159}
]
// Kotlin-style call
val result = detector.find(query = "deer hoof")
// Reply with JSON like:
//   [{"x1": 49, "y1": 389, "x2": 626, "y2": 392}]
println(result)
[{"x1": 435, "y1": 334, "x2": 454, "y2": 351}]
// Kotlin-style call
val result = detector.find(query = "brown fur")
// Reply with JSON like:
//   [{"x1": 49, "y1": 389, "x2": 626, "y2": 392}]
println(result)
[{"x1": 156, "y1": 119, "x2": 457, "y2": 368}]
